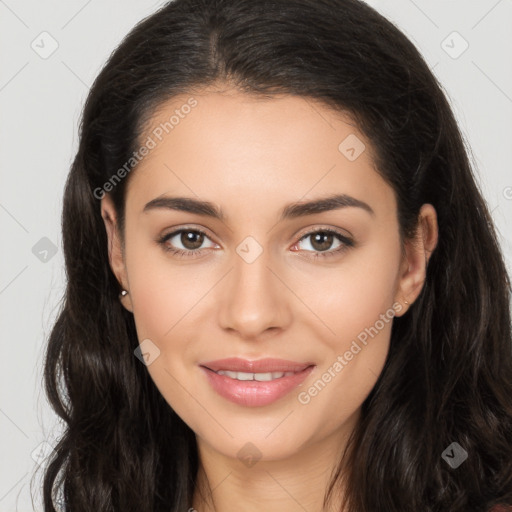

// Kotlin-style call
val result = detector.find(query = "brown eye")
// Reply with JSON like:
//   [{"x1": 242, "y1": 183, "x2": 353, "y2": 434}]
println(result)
[
  {"x1": 157, "y1": 228, "x2": 216, "y2": 257},
  {"x1": 293, "y1": 228, "x2": 355, "y2": 260},
  {"x1": 308, "y1": 232, "x2": 336, "y2": 252},
  {"x1": 178, "y1": 230, "x2": 205, "y2": 250}
]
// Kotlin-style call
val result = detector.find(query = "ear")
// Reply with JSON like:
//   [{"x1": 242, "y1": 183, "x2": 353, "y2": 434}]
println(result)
[
  {"x1": 394, "y1": 203, "x2": 438, "y2": 316},
  {"x1": 100, "y1": 194, "x2": 133, "y2": 313}
]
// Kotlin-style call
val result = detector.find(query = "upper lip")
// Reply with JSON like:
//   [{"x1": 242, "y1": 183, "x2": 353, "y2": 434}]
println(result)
[{"x1": 200, "y1": 357, "x2": 314, "y2": 373}]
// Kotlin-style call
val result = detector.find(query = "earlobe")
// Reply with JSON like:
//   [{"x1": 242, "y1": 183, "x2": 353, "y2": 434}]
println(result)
[
  {"x1": 394, "y1": 203, "x2": 438, "y2": 315},
  {"x1": 100, "y1": 194, "x2": 133, "y2": 312}
]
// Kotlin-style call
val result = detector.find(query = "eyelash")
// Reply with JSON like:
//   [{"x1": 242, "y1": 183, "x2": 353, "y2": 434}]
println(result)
[{"x1": 157, "y1": 226, "x2": 354, "y2": 260}]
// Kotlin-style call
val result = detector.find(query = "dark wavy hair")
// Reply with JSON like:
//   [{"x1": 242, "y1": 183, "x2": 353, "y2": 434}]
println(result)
[{"x1": 40, "y1": 0, "x2": 512, "y2": 510}]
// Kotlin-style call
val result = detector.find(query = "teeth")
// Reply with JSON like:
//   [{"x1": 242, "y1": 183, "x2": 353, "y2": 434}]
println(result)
[{"x1": 216, "y1": 370, "x2": 295, "y2": 381}]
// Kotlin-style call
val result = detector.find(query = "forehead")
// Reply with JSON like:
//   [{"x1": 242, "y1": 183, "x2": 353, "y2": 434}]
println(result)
[{"x1": 125, "y1": 89, "x2": 394, "y2": 220}]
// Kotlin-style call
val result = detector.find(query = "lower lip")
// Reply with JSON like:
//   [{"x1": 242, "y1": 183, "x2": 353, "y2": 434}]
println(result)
[{"x1": 200, "y1": 365, "x2": 315, "y2": 407}]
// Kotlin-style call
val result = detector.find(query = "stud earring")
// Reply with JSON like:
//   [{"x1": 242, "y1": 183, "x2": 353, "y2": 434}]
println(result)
[{"x1": 119, "y1": 289, "x2": 129, "y2": 298}]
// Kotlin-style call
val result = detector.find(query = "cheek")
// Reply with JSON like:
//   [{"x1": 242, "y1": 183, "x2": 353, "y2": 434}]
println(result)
[
  {"x1": 124, "y1": 242, "x2": 210, "y2": 428},
  {"x1": 126, "y1": 239, "x2": 211, "y2": 339},
  {"x1": 289, "y1": 235, "x2": 400, "y2": 415},
  {"x1": 292, "y1": 232, "x2": 401, "y2": 344}
]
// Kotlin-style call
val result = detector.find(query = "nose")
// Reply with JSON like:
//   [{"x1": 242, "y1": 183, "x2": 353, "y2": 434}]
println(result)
[{"x1": 217, "y1": 246, "x2": 292, "y2": 340}]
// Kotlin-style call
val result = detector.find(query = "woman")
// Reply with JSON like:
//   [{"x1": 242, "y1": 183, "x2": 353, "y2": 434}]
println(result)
[{"x1": 42, "y1": 0, "x2": 512, "y2": 510}]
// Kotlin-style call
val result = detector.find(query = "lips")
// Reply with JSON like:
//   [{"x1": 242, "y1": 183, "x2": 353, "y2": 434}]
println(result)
[
  {"x1": 199, "y1": 357, "x2": 316, "y2": 407},
  {"x1": 200, "y1": 357, "x2": 313, "y2": 373}
]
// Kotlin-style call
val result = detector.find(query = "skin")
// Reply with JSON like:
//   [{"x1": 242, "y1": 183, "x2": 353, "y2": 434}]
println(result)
[{"x1": 101, "y1": 86, "x2": 438, "y2": 512}]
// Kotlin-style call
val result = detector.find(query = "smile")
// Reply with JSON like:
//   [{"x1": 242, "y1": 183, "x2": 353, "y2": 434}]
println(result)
[
  {"x1": 199, "y1": 357, "x2": 315, "y2": 407},
  {"x1": 213, "y1": 370, "x2": 296, "y2": 381}
]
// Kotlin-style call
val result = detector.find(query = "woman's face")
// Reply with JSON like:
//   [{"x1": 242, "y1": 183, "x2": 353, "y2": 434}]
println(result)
[{"x1": 102, "y1": 88, "x2": 435, "y2": 463}]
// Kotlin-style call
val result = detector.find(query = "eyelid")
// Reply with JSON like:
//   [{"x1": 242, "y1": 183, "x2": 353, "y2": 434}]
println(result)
[
  {"x1": 158, "y1": 225, "x2": 219, "y2": 251},
  {"x1": 157, "y1": 224, "x2": 354, "y2": 258},
  {"x1": 159, "y1": 223, "x2": 352, "y2": 243},
  {"x1": 160, "y1": 224, "x2": 218, "y2": 242},
  {"x1": 295, "y1": 224, "x2": 354, "y2": 240},
  {"x1": 291, "y1": 226, "x2": 354, "y2": 256}
]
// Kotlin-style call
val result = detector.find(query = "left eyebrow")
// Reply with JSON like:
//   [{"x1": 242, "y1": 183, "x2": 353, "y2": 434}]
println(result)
[{"x1": 142, "y1": 193, "x2": 375, "y2": 220}]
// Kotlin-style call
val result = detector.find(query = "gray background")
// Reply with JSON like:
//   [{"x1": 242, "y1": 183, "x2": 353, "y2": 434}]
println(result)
[{"x1": 1, "y1": 1, "x2": 511, "y2": 510}]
